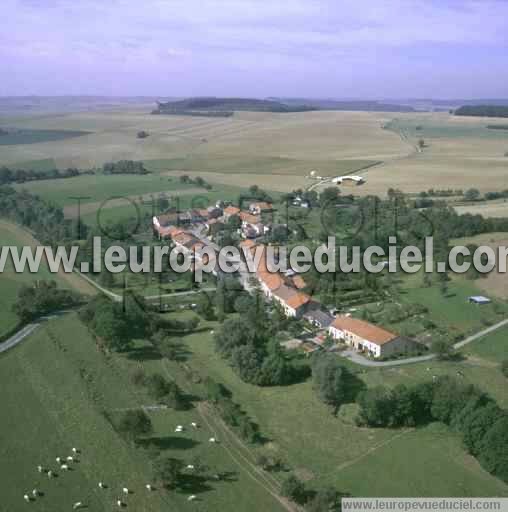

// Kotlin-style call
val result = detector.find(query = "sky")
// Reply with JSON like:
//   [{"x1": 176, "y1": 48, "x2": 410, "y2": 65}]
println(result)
[{"x1": 1, "y1": 0, "x2": 508, "y2": 98}]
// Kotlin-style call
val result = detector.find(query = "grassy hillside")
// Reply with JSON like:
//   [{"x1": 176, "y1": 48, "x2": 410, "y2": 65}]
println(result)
[{"x1": 0, "y1": 314, "x2": 287, "y2": 512}]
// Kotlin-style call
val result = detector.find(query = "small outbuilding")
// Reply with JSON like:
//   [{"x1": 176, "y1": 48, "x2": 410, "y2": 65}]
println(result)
[{"x1": 468, "y1": 295, "x2": 491, "y2": 305}]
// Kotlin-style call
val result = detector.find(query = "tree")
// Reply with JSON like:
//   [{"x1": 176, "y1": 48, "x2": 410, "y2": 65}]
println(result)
[
  {"x1": 259, "y1": 341, "x2": 296, "y2": 386},
  {"x1": 230, "y1": 343, "x2": 264, "y2": 384},
  {"x1": 306, "y1": 487, "x2": 341, "y2": 512},
  {"x1": 117, "y1": 409, "x2": 153, "y2": 441},
  {"x1": 196, "y1": 292, "x2": 215, "y2": 320},
  {"x1": 319, "y1": 187, "x2": 339, "y2": 207},
  {"x1": 227, "y1": 214, "x2": 242, "y2": 230},
  {"x1": 356, "y1": 386, "x2": 394, "y2": 427},
  {"x1": 93, "y1": 304, "x2": 129, "y2": 350},
  {"x1": 281, "y1": 475, "x2": 307, "y2": 504},
  {"x1": 464, "y1": 188, "x2": 481, "y2": 202},
  {"x1": 430, "y1": 338, "x2": 453, "y2": 360},
  {"x1": 461, "y1": 402, "x2": 504, "y2": 456},
  {"x1": 145, "y1": 373, "x2": 184, "y2": 409},
  {"x1": 311, "y1": 354, "x2": 351, "y2": 410},
  {"x1": 478, "y1": 414, "x2": 508, "y2": 482},
  {"x1": 152, "y1": 456, "x2": 184, "y2": 489},
  {"x1": 214, "y1": 317, "x2": 254, "y2": 357}
]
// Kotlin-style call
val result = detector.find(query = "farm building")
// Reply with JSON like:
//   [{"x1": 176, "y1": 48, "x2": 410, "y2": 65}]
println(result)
[
  {"x1": 223, "y1": 205, "x2": 241, "y2": 219},
  {"x1": 249, "y1": 201, "x2": 273, "y2": 215},
  {"x1": 468, "y1": 295, "x2": 491, "y2": 305},
  {"x1": 331, "y1": 175, "x2": 365, "y2": 186},
  {"x1": 328, "y1": 316, "x2": 407, "y2": 358}
]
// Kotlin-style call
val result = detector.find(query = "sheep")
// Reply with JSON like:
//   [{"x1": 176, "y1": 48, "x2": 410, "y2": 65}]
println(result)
[
  {"x1": 37, "y1": 465, "x2": 44, "y2": 473},
  {"x1": 72, "y1": 447, "x2": 79, "y2": 454},
  {"x1": 56, "y1": 457, "x2": 62, "y2": 464},
  {"x1": 145, "y1": 484, "x2": 154, "y2": 491},
  {"x1": 47, "y1": 470, "x2": 54, "y2": 478},
  {"x1": 122, "y1": 487, "x2": 130, "y2": 494},
  {"x1": 187, "y1": 495, "x2": 197, "y2": 501},
  {"x1": 24, "y1": 494, "x2": 31, "y2": 502},
  {"x1": 116, "y1": 499, "x2": 124, "y2": 507},
  {"x1": 209, "y1": 437, "x2": 217, "y2": 443},
  {"x1": 73, "y1": 502, "x2": 83, "y2": 510},
  {"x1": 32, "y1": 489, "x2": 39, "y2": 497},
  {"x1": 98, "y1": 481, "x2": 106, "y2": 489},
  {"x1": 186, "y1": 464, "x2": 195, "y2": 470},
  {"x1": 61, "y1": 464, "x2": 69, "y2": 471},
  {"x1": 191, "y1": 422, "x2": 198, "y2": 428},
  {"x1": 66, "y1": 456, "x2": 74, "y2": 462}
]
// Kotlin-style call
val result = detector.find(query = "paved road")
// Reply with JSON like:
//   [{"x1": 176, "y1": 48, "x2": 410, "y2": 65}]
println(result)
[
  {"x1": 0, "y1": 313, "x2": 61, "y2": 355},
  {"x1": 338, "y1": 317, "x2": 508, "y2": 367}
]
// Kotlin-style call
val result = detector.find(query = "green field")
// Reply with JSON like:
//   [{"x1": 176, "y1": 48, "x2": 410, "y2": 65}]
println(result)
[
  {"x1": 8, "y1": 158, "x2": 58, "y2": 171},
  {"x1": 398, "y1": 274, "x2": 508, "y2": 340},
  {"x1": 0, "y1": 129, "x2": 90, "y2": 145},
  {"x1": 385, "y1": 118, "x2": 508, "y2": 140},
  {"x1": 13, "y1": 173, "x2": 199, "y2": 207},
  {"x1": 176, "y1": 325, "x2": 508, "y2": 497},
  {"x1": 462, "y1": 325, "x2": 508, "y2": 363},
  {"x1": 0, "y1": 314, "x2": 287, "y2": 512}
]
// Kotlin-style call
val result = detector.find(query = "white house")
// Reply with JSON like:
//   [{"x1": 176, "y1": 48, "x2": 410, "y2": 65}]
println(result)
[{"x1": 328, "y1": 316, "x2": 406, "y2": 358}]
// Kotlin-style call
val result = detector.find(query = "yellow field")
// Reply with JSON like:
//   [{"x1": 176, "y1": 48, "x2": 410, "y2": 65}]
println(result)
[{"x1": 2, "y1": 108, "x2": 508, "y2": 196}]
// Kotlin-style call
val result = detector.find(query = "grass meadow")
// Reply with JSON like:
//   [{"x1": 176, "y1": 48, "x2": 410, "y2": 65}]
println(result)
[
  {"x1": 0, "y1": 314, "x2": 287, "y2": 512},
  {"x1": 176, "y1": 322, "x2": 508, "y2": 497}
]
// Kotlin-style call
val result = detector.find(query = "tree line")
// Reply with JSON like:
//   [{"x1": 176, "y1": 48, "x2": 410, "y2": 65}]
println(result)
[
  {"x1": 0, "y1": 186, "x2": 86, "y2": 244},
  {"x1": 454, "y1": 105, "x2": 508, "y2": 118},
  {"x1": 102, "y1": 160, "x2": 149, "y2": 175},
  {"x1": 0, "y1": 166, "x2": 84, "y2": 185},
  {"x1": 356, "y1": 376, "x2": 508, "y2": 483}
]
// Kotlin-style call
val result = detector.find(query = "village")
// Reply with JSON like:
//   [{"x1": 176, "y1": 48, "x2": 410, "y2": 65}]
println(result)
[{"x1": 152, "y1": 196, "x2": 417, "y2": 361}]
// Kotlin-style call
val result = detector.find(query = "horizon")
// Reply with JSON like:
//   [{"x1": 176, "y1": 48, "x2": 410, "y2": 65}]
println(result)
[{"x1": 2, "y1": 0, "x2": 508, "y2": 98}]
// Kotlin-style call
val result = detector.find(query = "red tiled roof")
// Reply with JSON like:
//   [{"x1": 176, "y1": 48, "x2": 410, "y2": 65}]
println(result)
[
  {"x1": 239, "y1": 211, "x2": 260, "y2": 224},
  {"x1": 224, "y1": 206, "x2": 240, "y2": 216},
  {"x1": 331, "y1": 316, "x2": 397, "y2": 345},
  {"x1": 284, "y1": 292, "x2": 311, "y2": 310}
]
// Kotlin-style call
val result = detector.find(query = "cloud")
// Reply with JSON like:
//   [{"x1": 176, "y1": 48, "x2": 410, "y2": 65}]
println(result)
[{"x1": 1, "y1": 0, "x2": 508, "y2": 96}]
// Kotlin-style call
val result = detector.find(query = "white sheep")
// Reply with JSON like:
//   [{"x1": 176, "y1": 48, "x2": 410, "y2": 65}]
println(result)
[
  {"x1": 209, "y1": 437, "x2": 217, "y2": 443},
  {"x1": 117, "y1": 499, "x2": 124, "y2": 507},
  {"x1": 72, "y1": 447, "x2": 79, "y2": 454},
  {"x1": 145, "y1": 484, "x2": 154, "y2": 491},
  {"x1": 187, "y1": 464, "x2": 195, "y2": 470},
  {"x1": 67, "y1": 456, "x2": 74, "y2": 462},
  {"x1": 98, "y1": 481, "x2": 106, "y2": 489},
  {"x1": 122, "y1": 487, "x2": 129, "y2": 494},
  {"x1": 37, "y1": 465, "x2": 43, "y2": 473},
  {"x1": 32, "y1": 489, "x2": 39, "y2": 497},
  {"x1": 191, "y1": 422, "x2": 198, "y2": 428},
  {"x1": 73, "y1": 502, "x2": 83, "y2": 510},
  {"x1": 61, "y1": 464, "x2": 69, "y2": 471},
  {"x1": 56, "y1": 457, "x2": 62, "y2": 464},
  {"x1": 23, "y1": 494, "x2": 31, "y2": 502},
  {"x1": 187, "y1": 495, "x2": 197, "y2": 501},
  {"x1": 47, "y1": 470, "x2": 54, "y2": 478}
]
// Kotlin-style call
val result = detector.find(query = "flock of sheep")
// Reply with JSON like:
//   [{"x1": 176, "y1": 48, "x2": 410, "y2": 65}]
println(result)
[{"x1": 24, "y1": 422, "x2": 219, "y2": 508}]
